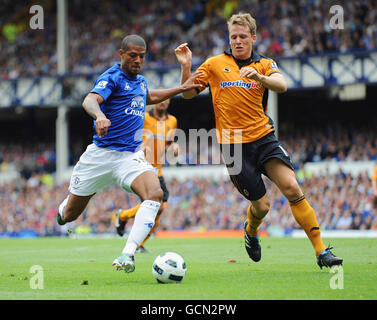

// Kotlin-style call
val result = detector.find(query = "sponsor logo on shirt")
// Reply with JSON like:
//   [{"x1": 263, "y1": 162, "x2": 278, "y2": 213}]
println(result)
[
  {"x1": 125, "y1": 108, "x2": 144, "y2": 118},
  {"x1": 125, "y1": 96, "x2": 145, "y2": 118},
  {"x1": 220, "y1": 80, "x2": 262, "y2": 89}
]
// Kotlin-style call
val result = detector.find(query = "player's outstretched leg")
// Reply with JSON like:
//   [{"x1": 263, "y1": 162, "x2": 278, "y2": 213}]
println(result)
[
  {"x1": 135, "y1": 209, "x2": 164, "y2": 253},
  {"x1": 116, "y1": 203, "x2": 160, "y2": 271},
  {"x1": 113, "y1": 170, "x2": 163, "y2": 273},
  {"x1": 57, "y1": 194, "x2": 93, "y2": 233},
  {"x1": 264, "y1": 160, "x2": 343, "y2": 269},
  {"x1": 289, "y1": 196, "x2": 343, "y2": 269},
  {"x1": 113, "y1": 200, "x2": 160, "y2": 273}
]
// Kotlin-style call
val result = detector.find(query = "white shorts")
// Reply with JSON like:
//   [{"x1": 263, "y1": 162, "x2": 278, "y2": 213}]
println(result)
[{"x1": 69, "y1": 143, "x2": 156, "y2": 196}]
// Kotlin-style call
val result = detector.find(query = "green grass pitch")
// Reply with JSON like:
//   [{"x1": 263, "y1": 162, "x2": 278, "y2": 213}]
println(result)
[{"x1": 0, "y1": 237, "x2": 376, "y2": 300}]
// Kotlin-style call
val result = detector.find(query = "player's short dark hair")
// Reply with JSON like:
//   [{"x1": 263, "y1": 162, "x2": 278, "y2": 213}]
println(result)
[{"x1": 121, "y1": 35, "x2": 147, "y2": 51}]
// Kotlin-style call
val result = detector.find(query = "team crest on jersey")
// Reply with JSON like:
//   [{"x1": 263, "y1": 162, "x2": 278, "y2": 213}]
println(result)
[
  {"x1": 95, "y1": 80, "x2": 108, "y2": 89},
  {"x1": 270, "y1": 62, "x2": 278, "y2": 70},
  {"x1": 130, "y1": 96, "x2": 145, "y2": 109},
  {"x1": 71, "y1": 176, "x2": 80, "y2": 189}
]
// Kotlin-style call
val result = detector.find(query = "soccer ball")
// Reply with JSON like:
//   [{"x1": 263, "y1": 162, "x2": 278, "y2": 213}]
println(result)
[{"x1": 152, "y1": 252, "x2": 187, "y2": 284}]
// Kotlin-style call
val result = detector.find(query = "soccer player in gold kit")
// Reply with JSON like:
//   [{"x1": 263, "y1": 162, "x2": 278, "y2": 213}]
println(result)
[{"x1": 175, "y1": 13, "x2": 342, "y2": 269}]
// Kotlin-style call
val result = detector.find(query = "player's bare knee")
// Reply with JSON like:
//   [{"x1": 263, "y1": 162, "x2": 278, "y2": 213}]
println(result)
[
  {"x1": 258, "y1": 203, "x2": 270, "y2": 216},
  {"x1": 155, "y1": 188, "x2": 164, "y2": 203},
  {"x1": 147, "y1": 187, "x2": 164, "y2": 203},
  {"x1": 159, "y1": 202, "x2": 168, "y2": 214},
  {"x1": 252, "y1": 199, "x2": 270, "y2": 217},
  {"x1": 282, "y1": 180, "x2": 301, "y2": 200}
]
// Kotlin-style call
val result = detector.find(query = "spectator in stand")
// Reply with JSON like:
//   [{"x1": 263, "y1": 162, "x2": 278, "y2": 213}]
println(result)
[
  {"x1": 1, "y1": 167, "x2": 375, "y2": 237},
  {"x1": 1, "y1": 0, "x2": 376, "y2": 79},
  {"x1": 2, "y1": 123, "x2": 377, "y2": 174},
  {"x1": 279, "y1": 123, "x2": 377, "y2": 167}
]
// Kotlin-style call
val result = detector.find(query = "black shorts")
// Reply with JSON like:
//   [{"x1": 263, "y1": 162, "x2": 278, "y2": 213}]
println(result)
[
  {"x1": 159, "y1": 176, "x2": 169, "y2": 202},
  {"x1": 221, "y1": 132, "x2": 294, "y2": 201}
]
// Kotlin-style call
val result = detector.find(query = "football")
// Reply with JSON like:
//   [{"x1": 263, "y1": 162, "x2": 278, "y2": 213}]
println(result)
[{"x1": 152, "y1": 252, "x2": 187, "y2": 283}]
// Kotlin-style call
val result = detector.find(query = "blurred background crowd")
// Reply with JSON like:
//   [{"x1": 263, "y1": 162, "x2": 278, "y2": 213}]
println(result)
[
  {"x1": 1, "y1": 0, "x2": 376, "y2": 78},
  {"x1": 1, "y1": 0, "x2": 377, "y2": 237},
  {"x1": 1, "y1": 123, "x2": 377, "y2": 178},
  {"x1": 0, "y1": 168, "x2": 375, "y2": 237}
]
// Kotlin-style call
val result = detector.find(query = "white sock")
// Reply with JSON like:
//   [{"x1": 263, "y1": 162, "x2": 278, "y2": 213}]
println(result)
[{"x1": 122, "y1": 200, "x2": 161, "y2": 255}]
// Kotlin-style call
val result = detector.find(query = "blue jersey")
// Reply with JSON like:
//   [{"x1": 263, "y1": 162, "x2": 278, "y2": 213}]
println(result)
[{"x1": 90, "y1": 63, "x2": 149, "y2": 152}]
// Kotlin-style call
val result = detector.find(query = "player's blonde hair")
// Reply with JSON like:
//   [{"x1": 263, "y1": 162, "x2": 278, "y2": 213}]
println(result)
[{"x1": 227, "y1": 12, "x2": 257, "y2": 36}]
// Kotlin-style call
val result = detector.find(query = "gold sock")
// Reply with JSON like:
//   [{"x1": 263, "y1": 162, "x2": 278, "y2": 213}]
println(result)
[
  {"x1": 139, "y1": 212, "x2": 162, "y2": 248},
  {"x1": 246, "y1": 204, "x2": 263, "y2": 237},
  {"x1": 119, "y1": 204, "x2": 141, "y2": 222},
  {"x1": 289, "y1": 196, "x2": 326, "y2": 256}
]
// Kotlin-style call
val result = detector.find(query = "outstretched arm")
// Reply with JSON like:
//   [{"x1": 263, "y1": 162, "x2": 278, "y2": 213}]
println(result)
[
  {"x1": 175, "y1": 43, "x2": 198, "y2": 99},
  {"x1": 82, "y1": 93, "x2": 111, "y2": 138},
  {"x1": 147, "y1": 71, "x2": 203, "y2": 105}
]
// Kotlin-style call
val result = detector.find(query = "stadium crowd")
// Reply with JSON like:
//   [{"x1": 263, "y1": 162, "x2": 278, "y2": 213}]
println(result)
[
  {"x1": 0, "y1": 142, "x2": 56, "y2": 179},
  {"x1": 279, "y1": 124, "x2": 377, "y2": 169},
  {"x1": 1, "y1": 0, "x2": 377, "y2": 79},
  {"x1": 0, "y1": 164, "x2": 376, "y2": 237},
  {"x1": 2, "y1": 124, "x2": 377, "y2": 178},
  {"x1": 1, "y1": 0, "x2": 377, "y2": 237}
]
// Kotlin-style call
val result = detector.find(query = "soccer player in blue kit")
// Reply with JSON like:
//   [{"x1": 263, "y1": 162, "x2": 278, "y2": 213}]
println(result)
[{"x1": 57, "y1": 35, "x2": 202, "y2": 273}]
